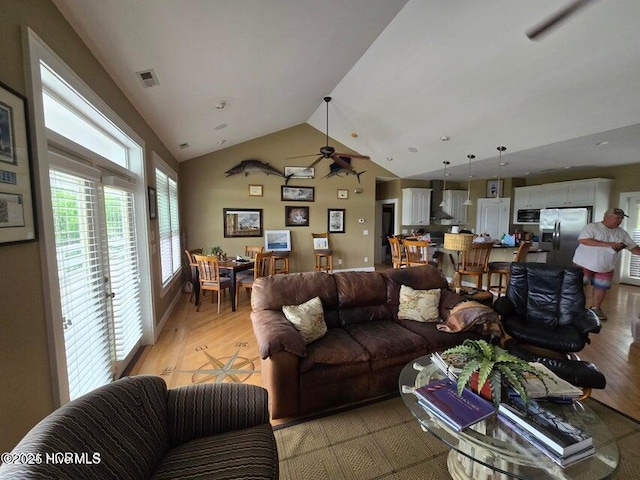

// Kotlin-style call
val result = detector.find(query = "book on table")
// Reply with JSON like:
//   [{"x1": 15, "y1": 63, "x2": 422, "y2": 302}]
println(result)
[
  {"x1": 521, "y1": 363, "x2": 583, "y2": 400},
  {"x1": 414, "y1": 377, "x2": 495, "y2": 432},
  {"x1": 499, "y1": 415, "x2": 596, "y2": 468},
  {"x1": 498, "y1": 395, "x2": 592, "y2": 457}
]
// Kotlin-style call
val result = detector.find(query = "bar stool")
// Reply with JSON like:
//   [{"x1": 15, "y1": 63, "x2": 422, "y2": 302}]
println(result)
[
  {"x1": 488, "y1": 241, "x2": 531, "y2": 297},
  {"x1": 272, "y1": 251, "x2": 290, "y2": 274},
  {"x1": 312, "y1": 233, "x2": 333, "y2": 273}
]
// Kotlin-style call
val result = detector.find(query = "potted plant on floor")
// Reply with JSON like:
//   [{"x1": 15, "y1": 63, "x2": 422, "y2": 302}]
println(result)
[{"x1": 441, "y1": 339, "x2": 550, "y2": 407}]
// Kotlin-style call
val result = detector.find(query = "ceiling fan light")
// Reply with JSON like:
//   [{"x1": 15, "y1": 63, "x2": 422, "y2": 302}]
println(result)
[
  {"x1": 463, "y1": 198, "x2": 473, "y2": 206},
  {"x1": 439, "y1": 199, "x2": 447, "y2": 208}
]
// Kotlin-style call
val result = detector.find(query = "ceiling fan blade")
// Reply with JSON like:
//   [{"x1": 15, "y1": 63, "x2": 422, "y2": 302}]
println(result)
[
  {"x1": 332, "y1": 155, "x2": 354, "y2": 170},
  {"x1": 307, "y1": 156, "x2": 324, "y2": 168},
  {"x1": 526, "y1": 0, "x2": 596, "y2": 40},
  {"x1": 334, "y1": 152, "x2": 371, "y2": 160},
  {"x1": 287, "y1": 153, "x2": 321, "y2": 160}
]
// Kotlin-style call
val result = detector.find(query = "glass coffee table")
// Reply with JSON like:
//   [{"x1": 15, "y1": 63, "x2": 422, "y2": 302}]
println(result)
[{"x1": 399, "y1": 355, "x2": 619, "y2": 480}]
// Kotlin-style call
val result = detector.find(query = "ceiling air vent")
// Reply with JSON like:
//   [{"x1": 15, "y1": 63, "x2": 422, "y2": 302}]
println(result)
[
  {"x1": 179, "y1": 142, "x2": 190, "y2": 149},
  {"x1": 136, "y1": 69, "x2": 159, "y2": 88}
]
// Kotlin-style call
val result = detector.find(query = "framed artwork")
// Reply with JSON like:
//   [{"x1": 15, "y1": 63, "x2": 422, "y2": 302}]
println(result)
[
  {"x1": 486, "y1": 179, "x2": 504, "y2": 198},
  {"x1": 285, "y1": 206, "x2": 310, "y2": 227},
  {"x1": 284, "y1": 166, "x2": 315, "y2": 179},
  {"x1": 147, "y1": 186, "x2": 157, "y2": 219},
  {"x1": 328, "y1": 208, "x2": 345, "y2": 233},
  {"x1": 0, "y1": 81, "x2": 37, "y2": 245},
  {"x1": 337, "y1": 189, "x2": 349, "y2": 199},
  {"x1": 264, "y1": 229, "x2": 291, "y2": 251},
  {"x1": 223, "y1": 208, "x2": 263, "y2": 237},
  {"x1": 281, "y1": 185, "x2": 314, "y2": 202},
  {"x1": 248, "y1": 184, "x2": 263, "y2": 196}
]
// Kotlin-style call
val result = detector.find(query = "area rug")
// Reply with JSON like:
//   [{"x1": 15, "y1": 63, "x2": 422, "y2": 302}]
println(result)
[{"x1": 274, "y1": 396, "x2": 640, "y2": 480}]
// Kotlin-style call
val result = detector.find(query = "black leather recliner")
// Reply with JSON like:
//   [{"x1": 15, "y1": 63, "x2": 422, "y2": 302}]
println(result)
[{"x1": 494, "y1": 262, "x2": 601, "y2": 353}]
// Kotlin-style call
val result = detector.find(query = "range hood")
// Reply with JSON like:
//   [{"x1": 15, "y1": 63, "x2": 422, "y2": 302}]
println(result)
[{"x1": 430, "y1": 180, "x2": 454, "y2": 221}]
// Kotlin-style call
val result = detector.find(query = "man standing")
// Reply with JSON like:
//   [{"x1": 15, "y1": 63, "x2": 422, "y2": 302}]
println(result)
[{"x1": 573, "y1": 208, "x2": 640, "y2": 321}]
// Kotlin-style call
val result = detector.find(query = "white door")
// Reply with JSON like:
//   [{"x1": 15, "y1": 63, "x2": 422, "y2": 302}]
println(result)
[
  {"x1": 50, "y1": 163, "x2": 143, "y2": 400},
  {"x1": 476, "y1": 198, "x2": 511, "y2": 240},
  {"x1": 619, "y1": 193, "x2": 640, "y2": 286}
]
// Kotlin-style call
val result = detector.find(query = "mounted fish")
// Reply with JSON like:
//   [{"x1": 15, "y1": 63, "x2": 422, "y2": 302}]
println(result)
[
  {"x1": 225, "y1": 159, "x2": 284, "y2": 178},
  {"x1": 324, "y1": 156, "x2": 366, "y2": 183}
]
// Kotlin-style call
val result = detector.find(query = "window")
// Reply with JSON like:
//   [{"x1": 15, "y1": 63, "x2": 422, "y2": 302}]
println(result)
[{"x1": 156, "y1": 156, "x2": 181, "y2": 286}]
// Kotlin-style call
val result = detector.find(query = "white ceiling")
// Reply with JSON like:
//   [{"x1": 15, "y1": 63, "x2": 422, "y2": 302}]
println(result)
[{"x1": 52, "y1": 0, "x2": 640, "y2": 182}]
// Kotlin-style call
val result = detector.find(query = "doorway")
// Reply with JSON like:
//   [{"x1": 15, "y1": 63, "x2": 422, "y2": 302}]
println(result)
[
  {"x1": 619, "y1": 192, "x2": 640, "y2": 286},
  {"x1": 375, "y1": 199, "x2": 398, "y2": 264}
]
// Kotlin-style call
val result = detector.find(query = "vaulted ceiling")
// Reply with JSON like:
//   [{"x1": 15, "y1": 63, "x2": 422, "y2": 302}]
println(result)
[{"x1": 52, "y1": 0, "x2": 640, "y2": 181}]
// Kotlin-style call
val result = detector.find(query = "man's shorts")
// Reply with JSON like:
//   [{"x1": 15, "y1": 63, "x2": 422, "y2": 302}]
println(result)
[{"x1": 580, "y1": 268, "x2": 614, "y2": 289}]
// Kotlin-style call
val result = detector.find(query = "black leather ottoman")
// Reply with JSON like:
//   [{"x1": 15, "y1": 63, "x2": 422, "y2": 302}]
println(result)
[{"x1": 507, "y1": 343, "x2": 606, "y2": 396}]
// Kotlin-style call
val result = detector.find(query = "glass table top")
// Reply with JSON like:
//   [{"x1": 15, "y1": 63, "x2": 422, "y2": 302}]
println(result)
[{"x1": 399, "y1": 355, "x2": 619, "y2": 480}]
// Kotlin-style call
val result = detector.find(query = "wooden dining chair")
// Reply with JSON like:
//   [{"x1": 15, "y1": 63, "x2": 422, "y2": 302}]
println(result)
[
  {"x1": 488, "y1": 241, "x2": 531, "y2": 297},
  {"x1": 184, "y1": 248, "x2": 203, "y2": 303},
  {"x1": 388, "y1": 236, "x2": 406, "y2": 268},
  {"x1": 235, "y1": 251, "x2": 274, "y2": 307},
  {"x1": 245, "y1": 245, "x2": 264, "y2": 259},
  {"x1": 402, "y1": 239, "x2": 434, "y2": 267},
  {"x1": 193, "y1": 254, "x2": 231, "y2": 313},
  {"x1": 455, "y1": 243, "x2": 494, "y2": 290}
]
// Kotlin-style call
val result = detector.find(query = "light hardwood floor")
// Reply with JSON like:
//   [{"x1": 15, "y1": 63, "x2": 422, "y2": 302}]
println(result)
[{"x1": 130, "y1": 266, "x2": 640, "y2": 421}]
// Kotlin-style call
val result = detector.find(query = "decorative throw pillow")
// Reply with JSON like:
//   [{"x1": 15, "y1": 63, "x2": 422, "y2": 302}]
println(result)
[
  {"x1": 437, "y1": 300, "x2": 504, "y2": 339},
  {"x1": 282, "y1": 296, "x2": 327, "y2": 344},
  {"x1": 398, "y1": 285, "x2": 441, "y2": 322}
]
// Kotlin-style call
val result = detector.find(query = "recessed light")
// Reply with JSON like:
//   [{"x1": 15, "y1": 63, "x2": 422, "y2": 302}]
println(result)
[
  {"x1": 408, "y1": 147, "x2": 419, "y2": 153},
  {"x1": 214, "y1": 123, "x2": 228, "y2": 130},
  {"x1": 218, "y1": 139, "x2": 226, "y2": 145},
  {"x1": 499, "y1": 162, "x2": 508, "y2": 166},
  {"x1": 179, "y1": 142, "x2": 190, "y2": 149},
  {"x1": 214, "y1": 101, "x2": 226, "y2": 109},
  {"x1": 564, "y1": 166, "x2": 572, "y2": 169},
  {"x1": 351, "y1": 132, "x2": 359, "y2": 138},
  {"x1": 386, "y1": 156, "x2": 393, "y2": 162},
  {"x1": 596, "y1": 141, "x2": 609, "y2": 146},
  {"x1": 440, "y1": 136, "x2": 450, "y2": 141}
]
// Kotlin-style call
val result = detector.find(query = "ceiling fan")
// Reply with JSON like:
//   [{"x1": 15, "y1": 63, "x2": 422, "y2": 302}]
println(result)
[
  {"x1": 526, "y1": 0, "x2": 597, "y2": 40},
  {"x1": 288, "y1": 96, "x2": 370, "y2": 174}
]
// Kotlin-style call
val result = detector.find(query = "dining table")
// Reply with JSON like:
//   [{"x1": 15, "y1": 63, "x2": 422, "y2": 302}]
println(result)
[{"x1": 191, "y1": 258, "x2": 255, "y2": 312}]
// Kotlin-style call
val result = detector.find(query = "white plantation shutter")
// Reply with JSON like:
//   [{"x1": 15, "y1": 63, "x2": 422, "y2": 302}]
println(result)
[
  {"x1": 629, "y1": 199, "x2": 640, "y2": 279},
  {"x1": 50, "y1": 169, "x2": 112, "y2": 400},
  {"x1": 103, "y1": 186, "x2": 142, "y2": 362},
  {"x1": 156, "y1": 166, "x2": 180, "y2": 285}
]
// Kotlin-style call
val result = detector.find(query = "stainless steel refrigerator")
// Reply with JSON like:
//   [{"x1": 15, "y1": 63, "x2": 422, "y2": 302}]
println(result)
[{"x1": 539, "y1": 207, "x2": 592, "y2": 266}]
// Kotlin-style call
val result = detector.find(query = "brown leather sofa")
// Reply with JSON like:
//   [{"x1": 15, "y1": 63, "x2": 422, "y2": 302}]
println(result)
[{"x1": 250, "y1": 265, "x2": 481, "y2": 419}]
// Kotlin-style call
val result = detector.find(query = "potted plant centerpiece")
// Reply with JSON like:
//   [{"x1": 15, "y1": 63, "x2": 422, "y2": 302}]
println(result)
[
  {"x1": 441, "y1": 339, "x2": 550, "y2": 407},
  {"x1": 207, "y1": 246, "x2": 226, "y2": 260}
]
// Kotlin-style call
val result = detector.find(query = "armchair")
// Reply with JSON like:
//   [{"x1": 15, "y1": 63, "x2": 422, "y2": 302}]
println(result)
[
  {"x1": 0, "y1": 376, "x2": 278, "y2": 479},
  {"x1": 494, "y1": 262, "x2": 601, "y2": 354}
]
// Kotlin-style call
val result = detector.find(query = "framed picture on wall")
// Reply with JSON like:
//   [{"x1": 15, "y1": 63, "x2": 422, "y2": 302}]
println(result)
[
  {"x1": 0, "y1": 81, "x2": 37, "y2": 245},
  {"x1": 486, "y1": 179, "x2": 504, "y2": 198},
  {"x1": 281, "y1": 185, "x2": 314, "y2": 202},
  {"x1": 248, "y1": 184, "x2": 263, "y2": 196},
  {"x1": 328, "y1": 208, "x2": 345, "y2": 233},
  {"x1": 223, "y1": 208, "x2": 263, "y2": 237},
  {"x1": 285, "y1": 206, "x2": 310, "y2": 227},
  {"x1": 284, "y1": 166, "x2": 315, "y2": 179}
]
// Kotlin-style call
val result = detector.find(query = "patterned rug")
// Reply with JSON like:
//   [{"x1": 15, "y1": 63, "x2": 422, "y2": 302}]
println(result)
[{"x1": 274, "y1": 396, "x2": 640, "y2": 480}]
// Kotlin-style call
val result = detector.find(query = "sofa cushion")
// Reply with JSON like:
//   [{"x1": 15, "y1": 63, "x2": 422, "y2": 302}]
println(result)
[
  {"x1": 396, "y1": 318, "x2": 481, "y2": 351},
  {"x1": 382, "y1": 265, "x2": 449, "y2": 308},
  {"x1": 282, "y1": 296, "x2": 327, "y2": 344},
  {"x1": 299, "y1": 328, "x2": 371, "y2": 373},
  {"x1": 345, "y1": 321, "x2": 429, "y2": 370},
  {"x1": 398, "y1": 285, "x2": 441, "y2": 322},
  {"x1": 252, "y1": 272, "x2": 341, "y2": 328},
  {"x1": 334, "y1": 271, "x2": 391, "y2": 326},
  {"x1": 152, "y1": 424, "x2": 278, "y2": 480}
]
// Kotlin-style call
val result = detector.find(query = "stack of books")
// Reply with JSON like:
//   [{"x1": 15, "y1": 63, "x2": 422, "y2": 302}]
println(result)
[
  {"x1": 498, "y1": 395, "x2": 595, "y2": 467},
  {"x1": 414, "y1": 377, "x2": 495, "y2": 432}
]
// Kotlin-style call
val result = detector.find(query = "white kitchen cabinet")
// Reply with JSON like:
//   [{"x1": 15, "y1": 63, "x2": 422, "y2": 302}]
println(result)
[
  {"x1": 402, "y1": 188, "x2": 432, "y2": 225},
  {"x1": 513, "y1": 179, "x2": 612, "y2": 224},
  {"x1": 440, "y1": 190, "x2": 468, "y2": 225}
]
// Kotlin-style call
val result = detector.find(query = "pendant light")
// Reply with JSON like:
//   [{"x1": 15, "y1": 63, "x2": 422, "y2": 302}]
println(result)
[
  {"x1": 496, "y1": 146, "x2": 506, "y2": 199},
  {"x1": 463, "y1": 154, "x2": 475, "y2": 206},
  {"x1": 439, "y1": 160, "x2": 450, "y2": 207}
]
